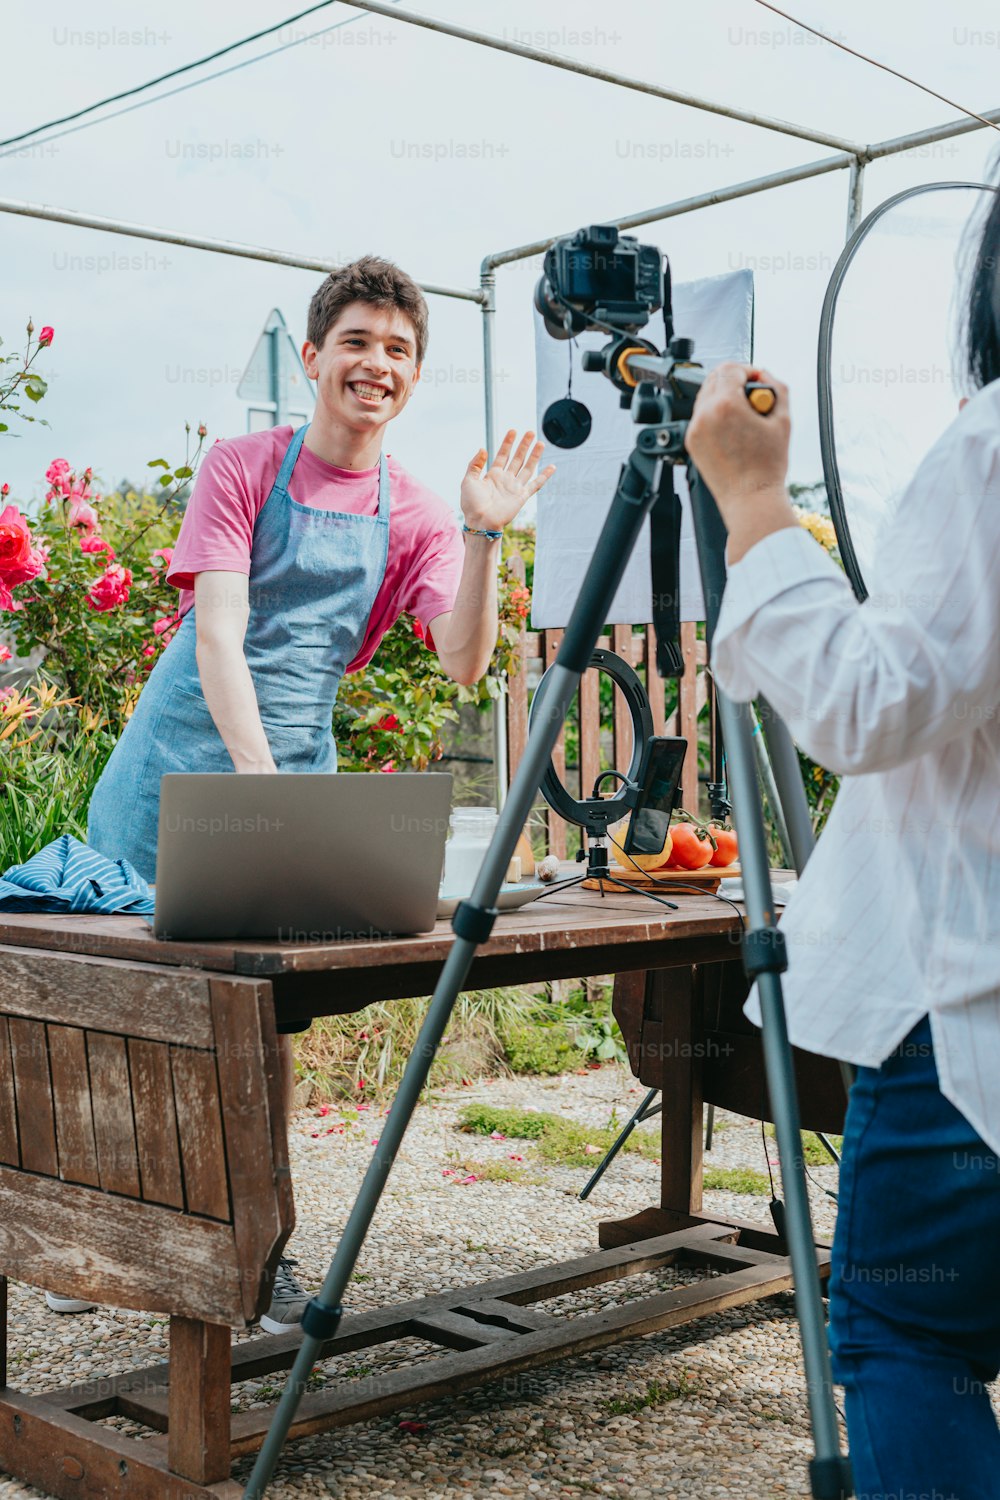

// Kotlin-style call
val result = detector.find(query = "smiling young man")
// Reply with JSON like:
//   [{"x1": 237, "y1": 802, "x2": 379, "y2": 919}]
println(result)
[{"x1": 81, "y1": 255, "x2": 554, "y2": 1331}]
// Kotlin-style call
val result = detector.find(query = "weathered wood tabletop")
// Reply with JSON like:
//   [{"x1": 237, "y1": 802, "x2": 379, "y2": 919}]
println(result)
[{"x1": 0, "y1": 875, "x2": 842, "y2": 1499}]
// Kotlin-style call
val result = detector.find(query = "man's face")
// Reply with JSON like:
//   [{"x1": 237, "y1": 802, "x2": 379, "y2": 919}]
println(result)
[{"x1": 303, "y1": 300, "x2": 421, "y2": 437}]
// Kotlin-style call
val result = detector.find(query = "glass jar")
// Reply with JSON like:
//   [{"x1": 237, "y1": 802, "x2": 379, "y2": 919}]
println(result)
[{"x1": 440, "y1": 806, "x2": 499, "y2": 896}]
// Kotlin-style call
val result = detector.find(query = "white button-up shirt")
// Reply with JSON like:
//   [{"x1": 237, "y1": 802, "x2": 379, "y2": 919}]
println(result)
[{"x1": 712, "y1": 379, "x2": 1000, "y2": 1154}]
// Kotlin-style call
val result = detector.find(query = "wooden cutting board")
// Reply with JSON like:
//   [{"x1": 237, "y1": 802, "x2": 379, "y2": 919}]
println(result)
[{"x1": 582, "y1": 862, "x2": 741, "y2": 892}]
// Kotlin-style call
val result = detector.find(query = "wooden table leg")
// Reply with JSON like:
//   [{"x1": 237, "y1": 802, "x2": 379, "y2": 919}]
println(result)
[{"x1": 167, "y1": 1316, "x2": 231, "y2": 1485}]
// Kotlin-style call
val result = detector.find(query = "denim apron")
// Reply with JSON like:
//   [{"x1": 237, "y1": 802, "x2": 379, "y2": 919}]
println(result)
[{"x1": 87, "y1": 425, "x2": 390, "y2": 883}]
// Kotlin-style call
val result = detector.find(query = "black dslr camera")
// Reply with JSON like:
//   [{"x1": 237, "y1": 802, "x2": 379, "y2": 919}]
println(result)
[{"x1": 534, "y1": 224, "x2": 664, "y2": 340}]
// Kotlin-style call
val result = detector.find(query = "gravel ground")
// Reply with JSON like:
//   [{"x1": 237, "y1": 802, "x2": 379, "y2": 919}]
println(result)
[{"x1": 1, "y1": 1063, "x2": 995, "y2": 1499}]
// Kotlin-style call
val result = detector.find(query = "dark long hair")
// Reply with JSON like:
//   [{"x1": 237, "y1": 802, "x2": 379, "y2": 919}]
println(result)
[{"x1": 965, "y1": 179, "x2": 1000, "y2": 390}]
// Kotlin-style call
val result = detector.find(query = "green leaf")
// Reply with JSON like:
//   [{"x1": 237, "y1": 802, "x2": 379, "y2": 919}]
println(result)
[
  {"x1": 158, "y1": 474, "x2": 174, "y2": 487},
  {"x1": 172, "y1": 466, "x2": 193, "y2": 479},
  {"x1": 24, "y1": 375, "x2": 47, "y2": 403},
  {"x1": 0, "y1": 423, "x2": 7, "y2": 432},
  {"x1": 147, "y1": 458, "x2": 170, "y2": 469}
]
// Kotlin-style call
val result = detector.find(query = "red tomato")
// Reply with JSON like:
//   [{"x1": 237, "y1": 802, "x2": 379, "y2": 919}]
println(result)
[
  {"x1": 708, "y1": 824, "x2": 739, "y2": 867},
  {"x1": 666, "y1": 823, "x2": 714, "y2": 870}
]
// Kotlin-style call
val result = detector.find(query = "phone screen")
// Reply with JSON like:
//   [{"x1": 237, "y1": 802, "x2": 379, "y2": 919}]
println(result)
[{"x1": 624, "y1": 737, "x2": 687, "y2": 856}]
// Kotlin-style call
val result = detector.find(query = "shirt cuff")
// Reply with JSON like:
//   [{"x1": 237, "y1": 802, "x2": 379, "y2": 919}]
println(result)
[{"x1": 715, "y1": 525, "x2": 842, "y2": 645}]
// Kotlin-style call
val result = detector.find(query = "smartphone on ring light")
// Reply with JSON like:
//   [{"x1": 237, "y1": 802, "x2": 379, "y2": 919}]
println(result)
[{"x1": 623, "y1": 736, "x2": 688, "y2": 858}]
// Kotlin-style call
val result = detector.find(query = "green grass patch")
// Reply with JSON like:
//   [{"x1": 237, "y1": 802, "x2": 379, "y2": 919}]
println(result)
[
  {"x1": 457, "y1": 1104, "x2": 659, "y2": 1169},
  {"x1": 603, "y1": 1373, "x2": 698, "y2": 1414},
  {"x1": 702, "y1": 1165, "x2": 770, "y2": 1196},
  {"x1": 764, "y1": 1127, "x2": 843, "y2": 1166},
  {"x1": 447, "y1": 1153, "x2": 544, "y2": 1185}
]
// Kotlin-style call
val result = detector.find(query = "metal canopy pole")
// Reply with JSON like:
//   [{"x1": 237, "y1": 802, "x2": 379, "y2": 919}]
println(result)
[
  {"x1": 334, "y1": 0, "x2": 860, "y2": 154},
  {"x1": 0, "y1": 195, "x2": 484, "y2": 305}
]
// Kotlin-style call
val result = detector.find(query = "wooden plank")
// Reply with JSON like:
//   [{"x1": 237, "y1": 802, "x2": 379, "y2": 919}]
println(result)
[
  {"x1": 0, "y1": 1389, "x2": 243, "y2": 1500},
  {"x1": 7, "y1": 1018, "x2": 57, "y2": 1177},
  {"x1": 224, "y1": 1258, "x2": 801, "y2": 1456},
  {"x1": 47, "y1": 1025, "x2": 99, "y2": 1188},
  {"x1": 542, "y1": 629, "x2": 566, "y2": 857},
  {"x1": 611, "y1": 625, "x2": 634, "y2": 772},
  {"x1": 129, "y1": 1039, "x2": 184, "y2": 1209},
  {"x1": 655, "y1": 966, "x2": 704, "y2": 1217},
  {"x1": 0, "y1": 945, "x2": 214, "y2": 1047},
  {"x1": 0, "y1": 1017, "x2": 19, "y2": 1167},
  {"x1": 87, "y1": 1032, "x2": 141, "y2": 1198},
  {"x1": 0, "y1": 1275, "x2": 6, "y2": 1389},
  {"x1": 171, "y1": 1047, "x2": 231, "y2": 1222},
  {"x1": 456, "y1": 1297, "x2": 557, "y2": 1333},
  {"x1": 210, "y1": 978, "x2": 293, "y2": 1321},
  {"x1": 644, "y1": 628, "x2": 668, "y2": 737},
  {"x1": 410, "y1": 1309, "x2": 518, "y2": 1348},
  {"x1": 0, "y1": 915, "x2": 241, "y2": 977},
  {"x1": 167, "y1": 1317, "x2": 231, "y2": 1485},
  {"x1": 46, "y1": 1223, "x2": 739, "y2": 1428},
  {"x1": 0, "y1": 1162, "x2": 245, "y2": 1323},
  {"x1": 679, "y1": 621, "x2": 700, "y2": 813}
]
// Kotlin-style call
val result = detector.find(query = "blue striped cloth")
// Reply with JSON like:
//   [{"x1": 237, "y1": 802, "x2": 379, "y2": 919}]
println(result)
[{"x1": 0, "y1": 835, "x2": 155, "y2": 915}]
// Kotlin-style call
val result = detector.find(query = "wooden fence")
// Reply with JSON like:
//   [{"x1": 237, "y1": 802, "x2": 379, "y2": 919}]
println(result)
[{"x1": 503, "y1": 558, "x2": 710, "y2": 857}]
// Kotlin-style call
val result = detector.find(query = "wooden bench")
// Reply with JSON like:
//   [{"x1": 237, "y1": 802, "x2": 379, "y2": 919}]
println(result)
[{"x1": 0, "y1": 947, "x2": 292, "y2": 1497}]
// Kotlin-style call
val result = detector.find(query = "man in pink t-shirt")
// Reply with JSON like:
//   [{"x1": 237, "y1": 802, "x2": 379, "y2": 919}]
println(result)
[{"x1": 166, "y1": 254, "x2": 555, "y2": 778}]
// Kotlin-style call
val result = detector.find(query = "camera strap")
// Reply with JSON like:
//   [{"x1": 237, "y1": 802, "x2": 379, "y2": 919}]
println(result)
[{"x1": 649, "y1": 463, "x2": 685, "y2": 678}]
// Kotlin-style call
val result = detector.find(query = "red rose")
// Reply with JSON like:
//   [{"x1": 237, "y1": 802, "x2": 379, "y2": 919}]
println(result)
[
  {"x1": 38, "y1": 327, "x2": 54, "y2": 347},
  {"x1": 86, "y1": 562, "x2": 133, "y2": 613},
  {"x1": 376, "y1": 713, "x2": 400, "y2": 732},
  {"x1": 0, "y1": 505, "x2": 34, "y2": 578},
  {"x1": 411, "y1": 617, "x2": 426, "y2": 642},
  {"x1": 80, "y1": 536, "x2": 115, "y2": 558}
]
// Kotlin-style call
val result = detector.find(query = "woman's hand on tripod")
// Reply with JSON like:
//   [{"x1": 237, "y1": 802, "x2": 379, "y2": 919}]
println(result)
[{"x1": 686, "y1": 362, "x2": 798, "y2": 565}]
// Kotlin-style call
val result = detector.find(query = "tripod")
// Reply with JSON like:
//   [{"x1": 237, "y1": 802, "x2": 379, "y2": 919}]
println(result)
[{"x1": 244, "y1": 356, "x2": 853, "y2": 1500}]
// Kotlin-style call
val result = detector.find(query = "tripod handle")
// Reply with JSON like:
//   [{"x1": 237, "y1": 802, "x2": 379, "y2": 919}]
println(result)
[{"x1": 746, "y1": 381, "x2": 776, "y2": 414}]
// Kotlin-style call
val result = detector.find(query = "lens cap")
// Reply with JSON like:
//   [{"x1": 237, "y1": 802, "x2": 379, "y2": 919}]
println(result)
[{"x1": 541, "y1": 397, "x2": 592, "y2": 449}]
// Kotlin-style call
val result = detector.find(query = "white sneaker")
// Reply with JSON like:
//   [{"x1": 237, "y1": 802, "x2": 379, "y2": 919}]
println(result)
[{"x1": 45, "y1": 1291, "x2": 97, "y2": 1314}]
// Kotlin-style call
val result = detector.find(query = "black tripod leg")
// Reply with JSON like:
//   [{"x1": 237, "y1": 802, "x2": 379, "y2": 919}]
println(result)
[
  {"x1": 242, "y1": 444, "x2": 666, "y2": 1498},
  {"x1": 687, "y1": 466, "x2": 852, "y2": 1500},
  {"x1": 578, "y1": 1086, "x2": 659, "y2": 1201}
]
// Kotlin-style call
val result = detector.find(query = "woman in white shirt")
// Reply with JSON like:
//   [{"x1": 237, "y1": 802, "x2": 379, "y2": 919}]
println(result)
[{"x1": 685, "y1": 190, "x2": 1000, "y2": 1500}]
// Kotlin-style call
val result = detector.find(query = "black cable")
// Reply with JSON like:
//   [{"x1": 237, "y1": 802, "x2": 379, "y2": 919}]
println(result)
[{"x1": 0, "y1": 0, "x2": 343, "y2": 150}]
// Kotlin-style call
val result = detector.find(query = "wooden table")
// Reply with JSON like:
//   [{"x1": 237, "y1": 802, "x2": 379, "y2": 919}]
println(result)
[{"x1": 0, "y1": 876, "x2": 845, "y2": 1498}]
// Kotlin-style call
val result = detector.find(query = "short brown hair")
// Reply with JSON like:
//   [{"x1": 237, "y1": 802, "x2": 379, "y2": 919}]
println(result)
[{"x1": 307, "y1": 255, "x2": 429, "y2": 365}]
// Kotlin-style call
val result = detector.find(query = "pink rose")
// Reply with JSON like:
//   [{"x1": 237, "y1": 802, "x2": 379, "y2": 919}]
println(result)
[
  {"x1": 38, "y1": 327, "x2": 54, "y2": 347},
  {"x1": 0, "y1": 504, "x2": 33, "y2": 576},
  {"x1": 2, "y1": 543, "x2": 45, "y2": 590},
  {"x1": 80, "y1": 536, "x2": 115, "y2": 558},
  {"x1": 45, "y1": 459, "x2": 70, "y2": 485},
  {"x1": 149, "y1": 547, "x2": 174, "y2": 572},
  {"x1": 0, "y1": 580, "x2": 13, "y2": 612},
  {"x1": 86, "y1": 562, "x2": 133, "y2": 613},
  {"x1": 152, "y1": 611, "x2": 181, "y2": 637},
  {"x1": 0, "y1": 644, "x2": 11, "y2": 664},
  {"x1": 68, "y1": 499, "x2": 99, "y2": 534}
]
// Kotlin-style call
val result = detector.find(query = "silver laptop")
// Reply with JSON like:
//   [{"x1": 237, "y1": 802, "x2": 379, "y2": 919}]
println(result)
[{"x1": 153, "y1": 772, "x2": 453, "y2": 941}]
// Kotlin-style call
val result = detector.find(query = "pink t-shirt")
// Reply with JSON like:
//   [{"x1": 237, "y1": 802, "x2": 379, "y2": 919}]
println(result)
[{"x1": 167, "y1": 426, "x2": 464, "y2": 671}]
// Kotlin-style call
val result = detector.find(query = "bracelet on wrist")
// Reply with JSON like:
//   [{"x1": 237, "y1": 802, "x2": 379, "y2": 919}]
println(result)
[{"x1": 462, "y1": 523, "x2": 503, "y2": 540}]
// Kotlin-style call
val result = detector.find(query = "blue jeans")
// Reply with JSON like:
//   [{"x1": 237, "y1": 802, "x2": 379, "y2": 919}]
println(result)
[{"x1": 829, "y1": 1014, "x2": 1000, "y2": 1500}]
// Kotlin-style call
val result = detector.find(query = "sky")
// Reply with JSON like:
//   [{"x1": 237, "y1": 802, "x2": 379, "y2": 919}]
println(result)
[{"x1": 3, "y1": 0, "x2": 1000, "y2": 518}]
